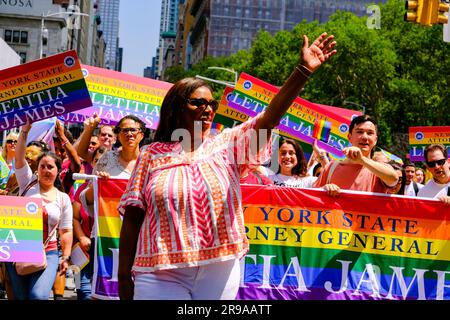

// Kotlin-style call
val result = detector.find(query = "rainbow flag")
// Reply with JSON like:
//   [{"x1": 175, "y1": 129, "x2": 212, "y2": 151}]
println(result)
[
  {"x1": 0, "y1": 196, "x2": 43, "y2": 263},
  {"x1": 220, "y1": 73, "x2": 357, "y2": 158},
  {"x1": 238, "y1": 185, "x2": 450, "y2": 300},
  {"x1": 312, "y1": 119, "x2": 332, "y2": 142},
  {"x1": 60, "y1": 65, "x2": 173, "y2": 129},
  {"x1": 0, "y1": 50, "x2": 92, "y2": 130},
  {"x1": 409, "y1": 126, "x2": 450, "y2": 162},
  {"x1": 211, "y1": 122, "x2": 225, "y2": 133},
  {"x1": 92, "y1": 178, "x2": 128, "y2": 300},
  {"x1": 380, "y1": 148, "x2": 404, "y2": 165}
]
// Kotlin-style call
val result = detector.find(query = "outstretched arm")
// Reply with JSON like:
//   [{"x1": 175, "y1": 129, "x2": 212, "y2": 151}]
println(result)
[
  {"x1": 256, "y1": 32, "x2": 337, "y2": 133},
  {"x1": 73, "y1": 115, "x2": 101, "y2": 163},
  {"x1": 15, "y1": 122, "x2": 32, "y2": 170}
]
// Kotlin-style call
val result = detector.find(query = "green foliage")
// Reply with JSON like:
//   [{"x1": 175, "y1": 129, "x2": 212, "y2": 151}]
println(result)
[{"x1": 177, "y1": 0, "x2": 449, "y2": 159}]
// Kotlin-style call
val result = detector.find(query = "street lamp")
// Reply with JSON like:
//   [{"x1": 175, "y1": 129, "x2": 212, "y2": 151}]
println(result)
[
  {"x1": 39, "y1": 10, "x2": 89, "y2": 59},
  {"x1": 196, "y1": 67, "x2": 238, "y2": 87},
  {"x1": 343, "y1": 100, "x2": 366, "y2": 115}
]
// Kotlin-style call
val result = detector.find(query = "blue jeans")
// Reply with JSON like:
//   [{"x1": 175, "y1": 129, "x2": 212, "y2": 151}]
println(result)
[
  {"x1": 77, "y1": 239, "x2": 94, "y2": 300},
  {"x1": 5, "y1": 250, "x2": 59, "y2": 300}
]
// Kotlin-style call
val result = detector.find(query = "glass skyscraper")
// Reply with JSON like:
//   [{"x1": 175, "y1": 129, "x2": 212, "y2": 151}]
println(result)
[{"x1": 98, "y1": 0, "x2": 120, "y2": 70}]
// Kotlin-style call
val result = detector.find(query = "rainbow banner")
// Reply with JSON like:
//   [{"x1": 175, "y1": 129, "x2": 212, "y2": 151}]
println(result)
[
  {"x1": 59, "y1": 65, "x2": 173, "y2": 129},
  {"x1": 409, "y1": 126, "x2": 450, "y2": 162},
  {"x1": 92, "y1": 178, "x2": 128, "y2": 300},
  {"x1": 90, "y1": 180, "x2": 450, "y2": 300},
  {"x1": 218, "y1": 73, "x2": 361, "y2": 158},
  {"x1": 238, "y1": 185, "x2": 450, "y2": 300},
  {"x1": 0, "y1": 50, "x2": 92, "y2": 130},
  {"x1": 0, "y1": 196, "x2": 43, "y2": 263}
]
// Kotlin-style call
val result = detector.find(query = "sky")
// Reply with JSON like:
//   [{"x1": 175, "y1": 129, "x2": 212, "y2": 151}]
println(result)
[{"x1": 119, "y1": 0, "x2": 162, "y2": 77}]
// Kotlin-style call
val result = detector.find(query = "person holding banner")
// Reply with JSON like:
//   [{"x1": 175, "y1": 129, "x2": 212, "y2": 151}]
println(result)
[
  {"x1": 417, "y1": 144, "x2": 450, "y2": 204},
  {"x1": 4, "y1": 122, "x2": 73, "y2": 300},
  {"x1": 118, "y1": 32, "x2": 337, "y2": 300},
  {"x1": 270, "y1": 138, "x2": 318, "y2": 188},
  {"x1": 0, "y1": 132, "x2": 19, "y2": 190},
  {"x1": 314, "y1": 114, "x2": 398, "y2": 195}
]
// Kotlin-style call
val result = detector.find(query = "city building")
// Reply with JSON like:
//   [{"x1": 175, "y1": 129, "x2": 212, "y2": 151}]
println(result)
[
  {"x1": 174, "y1": 0, "x2": 387, "y2": 68},
  {"x1": 0, "y1": 0, "x2": 104, "y2": 66},
  {"x1": 97, "y1": 0, "x2": 120, "y2": 70},
  {"x1": 0, "y1": 0, "x2": 70, "y2": 63},
  {"x1": 70, "y1": 0, "x2": 106, "y2": 67},
  {"x1": 149, "y1": 0, "x2": 180, "y2": 79}
]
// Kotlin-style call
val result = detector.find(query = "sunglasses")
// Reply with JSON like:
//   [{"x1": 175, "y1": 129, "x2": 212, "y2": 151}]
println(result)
[
  {"x1": 187, "y1": 98, "x2": 219, "y2": 112},
  {"x1": 116, "y1": 127, "x2": 141, "y2": 135},
  {"x1": 6, "y1": 139, "x2": 17, "y2": 144},
  {"x1": 426, "y1": 158, "x2": 447, "y2": 168}
]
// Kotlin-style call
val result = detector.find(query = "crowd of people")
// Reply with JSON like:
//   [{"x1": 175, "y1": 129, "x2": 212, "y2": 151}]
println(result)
[{"x1": 0, "y1": 31, "x2": 448, "y2": 301}]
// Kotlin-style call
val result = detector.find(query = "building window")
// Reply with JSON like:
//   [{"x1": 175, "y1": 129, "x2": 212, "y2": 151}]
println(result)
[
  {"x1": 20, "y1": 31, "x2": 28, "y2": 44},
  {"x1": 18, "y1": 52, "x2": 27, "y2": 63},
  {"x1": 13, "y1": 30, "x2": 20, "y2": 43},
  {"x1": 4, "y1": 29, "x2": 28, "y2": 44},
  {"x1": 4, "y1": 30, "x2": 12, "y2": 42}
]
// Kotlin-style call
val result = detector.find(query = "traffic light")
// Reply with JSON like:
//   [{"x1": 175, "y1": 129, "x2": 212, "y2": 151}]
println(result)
[{"x1": 405, "y1": 0, "x2": 450, "y2": 26}]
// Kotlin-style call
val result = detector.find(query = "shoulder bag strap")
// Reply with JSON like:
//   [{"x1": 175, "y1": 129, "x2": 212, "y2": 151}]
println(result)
[
  {"x1": 413, "y1": 182, "x2": 419, "y2": 196},
  {"x1": 20, "y1": 179, "x2": 38, "y2": 197},
  {"x1": 447, "y1": 184, "x2": 450, "y2": 197},
  {"x1": 326, "y1": 161, "x2": 340, "y2": 185}
]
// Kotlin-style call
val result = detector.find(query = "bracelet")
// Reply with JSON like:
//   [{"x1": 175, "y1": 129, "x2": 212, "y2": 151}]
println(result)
[
  {"x1": 60, "y1": 255, "x2": 70, "y2": 262},
  {"x1": 61, "y1": 140, "x2": 69, "y2": 147},
  {"x1": 295, "y1": 64, "x2": 313, "y2": 78}
]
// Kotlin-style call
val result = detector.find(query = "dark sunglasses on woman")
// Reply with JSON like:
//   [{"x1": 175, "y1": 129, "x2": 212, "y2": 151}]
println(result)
[{"x1": 187, "y1": 98, "x2": 219, "y2": 112}]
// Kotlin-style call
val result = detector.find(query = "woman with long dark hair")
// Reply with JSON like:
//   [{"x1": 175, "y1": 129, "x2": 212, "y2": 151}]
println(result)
[
  {"x1": 270, "y1": 138, "x2": 317, "y2": 188},
  {"x1": 118, "y1": 32, "x2": 337, "y2": 300}
]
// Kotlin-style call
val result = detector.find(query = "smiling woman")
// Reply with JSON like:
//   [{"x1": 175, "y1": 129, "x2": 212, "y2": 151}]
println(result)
[{"x1": 269, "y1": 138, "x2": 317, "y2": 188}]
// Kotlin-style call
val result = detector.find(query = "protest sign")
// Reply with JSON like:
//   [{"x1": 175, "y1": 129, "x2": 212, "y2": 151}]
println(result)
[
  {"x1": 60, "y1": 65, "x2": 172, "y2": 129},
  {"x1": 238, "y1": 185, "x2": 450, "y2": 300},
  {"x1": 0, "y1": 50, "x2": 91, "y2": 130},
  {"x1": 91, "y1": 179, "x2": 450, "y2": 300},
  {"x1": 0, "y1": 196, "x2": 43, "y2": 263},
  {"x1": 409, "y1": 126, "x2": 450, "y2": 162}
]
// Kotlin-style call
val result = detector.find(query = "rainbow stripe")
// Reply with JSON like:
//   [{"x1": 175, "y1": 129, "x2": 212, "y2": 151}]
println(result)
[
  {"x1": 0, "y1": 51, "x2": 92, "y2": 130},
  {"x1": 65, "y1": 65, "x2": 173, "y2": 129},
  {"x1": 312, "y1": 119, "x2": 332, "y2": 142},
  {"x1": 0, "y1": 196, "x2": 44, "y2": 263},
  {"x1": 237, "y1": 185, "x2": 450, "y2": 300},
  {"x1": 409, "y1": 126, "x2": 450, "y2": 162},
  {"x1": 92, "y1": 178, "x2": 128, "y2": 300}
]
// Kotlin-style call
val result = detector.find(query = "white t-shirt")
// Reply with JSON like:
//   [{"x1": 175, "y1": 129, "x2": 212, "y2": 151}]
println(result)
[
  {"x1": 417, "y1": 180, "x2": 449, "y2": 199},
  {"x1": 269, "y1": 173, "x2": 317, "y2": 188},
  {"x1": 404, "y1": 182, "x2": 424, "y2": 197},
  {"x1": 16, "y1": 162, "x2": 73, "y2": 243}
]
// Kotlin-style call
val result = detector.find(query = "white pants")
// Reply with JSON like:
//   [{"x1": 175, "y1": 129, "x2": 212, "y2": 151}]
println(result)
[{"x1": 134, "y1": 258, "x2": 240, "y2": 300}]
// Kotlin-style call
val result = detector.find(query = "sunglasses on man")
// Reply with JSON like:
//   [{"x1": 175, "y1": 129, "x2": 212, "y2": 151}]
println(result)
[
  {"x1": 187, "y1": 98, "x2": 219, "y2": 112},
  {"x1": 426, "y1": 158, "x2": 447, "y2": 168}
]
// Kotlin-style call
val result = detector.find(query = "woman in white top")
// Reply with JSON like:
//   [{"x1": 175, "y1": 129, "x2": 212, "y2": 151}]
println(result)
[
  {"x1": 79, "y1": 115, "x2": 146, "y2": 213},
  {"x1": 270, "y1": 138, "x2": 318, "y2": 188},
  {"x1": 6, "y1": 122, "x2": 73, "y2": 300}
]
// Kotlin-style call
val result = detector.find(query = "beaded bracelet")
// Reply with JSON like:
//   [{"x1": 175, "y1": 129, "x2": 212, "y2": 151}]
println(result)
[{"x1": 61, "y1": 140, "x2": 69, "y2": 147}]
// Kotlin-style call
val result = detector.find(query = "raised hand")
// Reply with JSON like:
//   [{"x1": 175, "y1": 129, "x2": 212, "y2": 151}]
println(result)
[
  {"x1": 300, "y1": 32, "x2": 337, "y2": 73},
  {"x1": 83, "y1": 114, "x2": 101, "y2": 131}
]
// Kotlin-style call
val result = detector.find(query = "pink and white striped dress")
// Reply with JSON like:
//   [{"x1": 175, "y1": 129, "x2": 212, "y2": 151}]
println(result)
[{"x1": 118, "y1": 113, "x2": 272, "y2": 273}]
